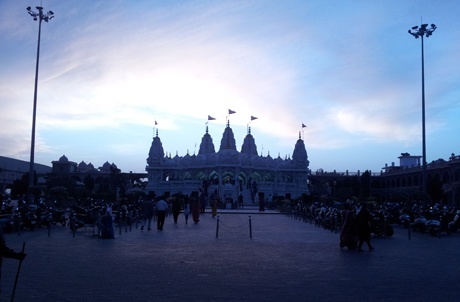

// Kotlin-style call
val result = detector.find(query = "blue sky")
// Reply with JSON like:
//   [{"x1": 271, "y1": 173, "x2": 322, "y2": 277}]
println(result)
[{"x1": 1, "y1": 0, "x2": 459, "y2": 174}]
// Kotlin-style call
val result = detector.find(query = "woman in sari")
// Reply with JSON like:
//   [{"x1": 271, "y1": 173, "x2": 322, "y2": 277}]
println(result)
[
  {"x1": 192, "y1": 196, "x2": 201, "y2": 224},
  {"x1": 340, "y1": 203, "x2": 357, "y2": 249}
]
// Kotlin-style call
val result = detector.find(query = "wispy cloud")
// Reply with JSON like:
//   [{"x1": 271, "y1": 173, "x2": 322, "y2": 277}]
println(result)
[{"x1": 1, "y1": 0, "x2": 459, "y2": 172}]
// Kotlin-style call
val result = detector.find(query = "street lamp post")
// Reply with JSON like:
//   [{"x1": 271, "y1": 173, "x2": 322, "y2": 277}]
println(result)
[
  {"x1": 408, "y1": 23, "x2": 436, "y2": 194},
  {"x1": 27, "y1": 6, "x2": 54, "y2": 201}
]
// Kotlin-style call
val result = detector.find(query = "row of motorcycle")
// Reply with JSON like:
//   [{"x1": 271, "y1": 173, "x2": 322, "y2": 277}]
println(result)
[
  {"x1": 0, "y1": 199, "x2": 67, "y2": 233},
  {"x1": 284, "y1": 201, "x2": 395, "y2": 237},
  {"x1": 0, "y1": 199, "x2": 144, "y2": 234},
  {"x1": 67, "y1": 201, "x2": 142, "y2": 232},
  {"x1": 398, "y1": 204, "x2": 460, "y2": 236}
]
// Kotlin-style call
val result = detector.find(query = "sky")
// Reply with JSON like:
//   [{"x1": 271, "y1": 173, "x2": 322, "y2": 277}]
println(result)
[{"x1": 1, "y1": 0, "x2": 459, "y2": 175}]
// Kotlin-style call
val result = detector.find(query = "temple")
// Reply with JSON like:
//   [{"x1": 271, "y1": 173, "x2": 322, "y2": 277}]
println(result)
[{"x1": 145, "y1": 121, "x2": 310, "y2": 202}]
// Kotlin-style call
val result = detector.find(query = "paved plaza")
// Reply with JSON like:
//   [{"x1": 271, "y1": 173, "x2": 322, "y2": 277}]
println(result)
[{"x1": 2, "y1": 208, "x2": 459, "y2": 302}]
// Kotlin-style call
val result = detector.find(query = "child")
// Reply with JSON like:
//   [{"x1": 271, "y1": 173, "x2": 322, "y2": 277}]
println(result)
[{"x1": 183, "y1": 201, "x2": 191, "y2": 224}]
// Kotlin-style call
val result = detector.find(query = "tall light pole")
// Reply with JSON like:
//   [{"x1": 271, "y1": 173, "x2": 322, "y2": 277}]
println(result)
[
  {"x1": 27, "y1": 6, "x2": 54, "y2": 201},
  {"x1": 408, "y1": 23, "x2": 436, "y2": 194}
]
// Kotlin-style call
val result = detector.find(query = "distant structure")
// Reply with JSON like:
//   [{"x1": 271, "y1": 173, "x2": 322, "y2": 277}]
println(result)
[
  {"x1": 382, "y1": 152, "x2": 422, "y2": 172},
  {"x1": 0, "y1": 156, "x2": 51, "y2": 187},
  {"x1": 51, "y1": 155, "x2": 118, "y2": 175},
  {"x1": 145, "y1": 121, "x2": 310, "y2": 202},
  {"x1": 379, "y1": 152, "x2": 460, "y2": 204}
]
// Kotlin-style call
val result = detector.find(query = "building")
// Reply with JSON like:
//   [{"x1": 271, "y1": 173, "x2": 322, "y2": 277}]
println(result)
[
  {"x1": 145, "y1": 122, "x2": 310, "y2": 202},
  {"x1": 0, "y1": 156, "x2": 51, "y2": 189},
  {"x1": 378, "y1": 153, "x2": 460, "y2": 205},
  {"x1": 308, "y1": 152, "x2": 460, "y2": 206},
  {"x1": 51, "y1": 155, "x2": 118, "y2": 175}
]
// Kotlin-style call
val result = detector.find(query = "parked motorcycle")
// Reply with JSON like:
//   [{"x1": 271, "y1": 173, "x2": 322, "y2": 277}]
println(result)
[
  {"x1": 425, "y1": 208, "x2": 450, "y2": 237},
  {"x1": 412, "y1": 216, "x2": 427, "y2": 232},
  {"x1": 17, "y1": 202, "x2": 38, "y2": 231},
  {"x1": 68, "y1": 204, "x2": 100, "y2": 231},
  {"x1": 448, "y1": 210, "x2": 460, "y2": 233},
  {"x1": 0, "y1": 213, "x2": 17, "y2": 233},
  {"x1": 399, "y1": 213, "x2": 411, "y2": 228},
  {"x1": 370, "y1": 211, "x2": 394, "y2": 237}
]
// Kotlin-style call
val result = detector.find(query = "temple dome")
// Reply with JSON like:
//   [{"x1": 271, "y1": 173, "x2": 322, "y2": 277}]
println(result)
[
  {"x1": 147, "y1": 130, "x2": 165, "y2": 166},
  {"x1": 241, "y1": 127, "x2": 258, "y2": 157},
  {"x1": 198, "y1": 126, "x2": 216, "y2": 155},
  {"x1": 219, "y1": 121, "x2": 237, "y2": 152},
  {"x1": 292, "y1": 133, "x2": 309, "y2": 167}
]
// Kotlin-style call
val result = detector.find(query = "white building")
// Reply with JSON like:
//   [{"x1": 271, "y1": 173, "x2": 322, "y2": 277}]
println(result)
[{"x1": 145, "y1": 122, "x2": 310, "y2": 202}]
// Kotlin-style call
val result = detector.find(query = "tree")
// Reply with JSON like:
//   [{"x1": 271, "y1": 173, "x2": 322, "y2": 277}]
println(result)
[
  {"x1": 10, "y1": 173, "x2": 29, "y2": 197},
  {"x1": 360, "y1": 170, "x2": 371, "y2": 200},
  {"x1": 426, "y1": 174, "x2": 443, "y2": 202},
  {"x1": 83, "y1": 174, "x2": 95, "y2": 193}
]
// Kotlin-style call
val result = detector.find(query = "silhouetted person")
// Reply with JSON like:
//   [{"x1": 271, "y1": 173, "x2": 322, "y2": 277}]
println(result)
[
  {"x1": 183, "y1": 199, "x2": 191, "y2": 224},
  {"x1": 356, "y1": 203, "x2": 374, "y2": 251},
  {"x1": 258, "y1": 195, "x2": 265, "y2": 212},
  {"x1": 0, "y1": 225, "x2": 26, "y2": 294},
  {"x1": 156, "y1": 197, "x2": 168, "y2": 230},
  {"x1": 141, "y1": 198, "x2": 155, "y2": 231},
  {"x1": 238, "y1": 194, "x2": 244, "y2": 208},
  {"x1": 340, "y1": 203, "x2": 358, "y2": 250},
  {"x1": 192, "y1": 197, "x2": 201, "y2": 224},
  {"x1": 171, "y1": 197, "x2": 181, "y2": 223}
]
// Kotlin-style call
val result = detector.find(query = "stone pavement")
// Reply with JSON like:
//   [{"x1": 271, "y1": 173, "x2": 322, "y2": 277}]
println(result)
[{"x1": 2, "y1": 207, "x2": 460, "y2": 302}]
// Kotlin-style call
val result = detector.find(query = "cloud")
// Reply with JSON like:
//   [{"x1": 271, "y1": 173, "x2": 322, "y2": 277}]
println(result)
[{"x1": 1, "y1": 0, "x2": 459, "y2": 173}]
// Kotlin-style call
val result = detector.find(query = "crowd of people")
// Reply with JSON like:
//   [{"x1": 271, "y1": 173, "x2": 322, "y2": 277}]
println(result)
[{"x1": 138, "y1": 194, "x2": 219, "y2": 232}]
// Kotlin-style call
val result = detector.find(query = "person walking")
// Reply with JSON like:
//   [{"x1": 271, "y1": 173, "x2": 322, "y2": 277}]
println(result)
[
  {"x1": 238, "y1": 194, "x2": 244, "y2": 209},
  {"x1": 355, "y1": 203, "x2": 374, "y2": 251},
  {"x1": 211, "y1": 197, "x2": 218, "y2": 218},
  {"x1": 200, "y1": 194, "x2": 207, "y2": 214},
  {"x1": 0, "y1": 225, "x2": 26, "y2": 294},
  {"x1": 192, "y1": 197, "x2": 201, "y2": 224},
  {"x1": 340, "y1": 203, "x2": 358, "y2": 250},
  {"x1": 258, "y1": 194, "x2": 265, "y2": 212},
  {"x1": 140, "y1": 198, "x2": 155, "y2": 231},
  {"x1": 171, "y1": 197, "x2": 181, "y2": 224},
  {"x1": 183, "y1": 199, "x2": 191, "y2": 224},
  {"x1": 100, "y1": 204, "x2": 115, "y2": 238},
  {"x1": 156, "y1": 197, "x2": 168, "y2": 231}
]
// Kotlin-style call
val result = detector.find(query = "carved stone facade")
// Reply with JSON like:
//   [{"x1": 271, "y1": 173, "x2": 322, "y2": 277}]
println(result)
[{"x1": 145, "y1": 122, "x2": 310, "y2": 201}]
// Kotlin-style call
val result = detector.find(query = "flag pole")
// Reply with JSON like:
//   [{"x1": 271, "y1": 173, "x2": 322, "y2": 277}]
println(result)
[{"x1": 301, "y1": 123, "x2": 307, "y2": 140}]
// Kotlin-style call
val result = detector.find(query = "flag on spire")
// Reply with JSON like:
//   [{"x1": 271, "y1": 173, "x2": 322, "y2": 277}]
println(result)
[
  {"x1": 155, "y1": 120, "x2": 158, "y2": 126},
  {"x1": 208, "y1": 115, "x2": 216, "y2": 121},
  {"x1": 228, "y1": 109, "x2": 236, "y2": 114},
  {"x1": 251, "y1": 116, "x2": 258, "y2": 121},
  {"x1": 302, "y1": 123, "x2": 306, "y2": 128}
]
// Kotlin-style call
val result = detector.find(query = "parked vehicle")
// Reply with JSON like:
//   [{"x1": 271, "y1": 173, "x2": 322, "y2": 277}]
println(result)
[
  {"x1": 370, "y1": 211, "x2": 394, "y2": 237},
  {"x1": 399, "y1": 213, "x2": 411, "y2": 228},
  {"x1": 17, "y1": 202, "x2": 38, "y2": 231},
  {"x1": 448, "y1": 210, "x2": 460, "y2": 233},
  {"x1": 68, "y1": 204, "x2": 101, "y2": 231}
]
